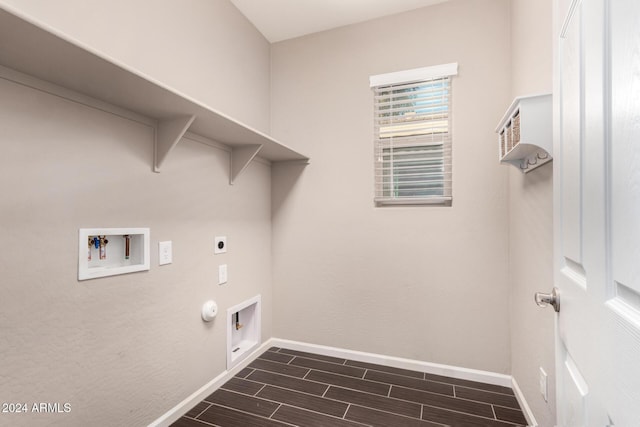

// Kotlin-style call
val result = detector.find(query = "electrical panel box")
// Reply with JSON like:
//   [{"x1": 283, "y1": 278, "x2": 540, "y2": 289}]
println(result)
[{"x1": 78, "y1": 228, "x2": 150, "y2": 280}]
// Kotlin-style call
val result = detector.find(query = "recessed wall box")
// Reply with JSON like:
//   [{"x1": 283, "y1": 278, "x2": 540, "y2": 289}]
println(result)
[
  {"x1": 78, "y1": 228, "x2": 150, "y2": 280},
  {"x1": 227, "y1": 295, "x2": 261, "y2": 369}
]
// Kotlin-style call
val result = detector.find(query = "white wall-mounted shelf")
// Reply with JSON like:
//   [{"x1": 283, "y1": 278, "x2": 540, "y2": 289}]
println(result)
[
  {"x1": 495, "y1": 94, "x2": 552, "y2": 173},
  {"x1": 0, "y1": 7, "x2": 309, "y2": 184}
]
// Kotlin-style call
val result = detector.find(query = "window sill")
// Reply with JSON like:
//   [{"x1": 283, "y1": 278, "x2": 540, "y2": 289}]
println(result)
[{"x1": 375, "y1": 197, "x2": 452, "y2": 207}]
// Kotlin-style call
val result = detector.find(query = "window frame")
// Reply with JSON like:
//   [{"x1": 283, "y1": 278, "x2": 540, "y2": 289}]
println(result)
[{"x1": 370, "y1": 63, "x2": 457, "y2": 206}]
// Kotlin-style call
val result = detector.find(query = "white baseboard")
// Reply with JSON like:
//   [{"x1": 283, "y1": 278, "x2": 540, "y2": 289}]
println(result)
[
  {"x1": 149, "y1": 337, "x2": 534, "y2": 426},
  {"x1": 511, "y1": 377, "x2": 538, "y2": 427},
  {"x1": 271, "y1": 338, "x2": 513, "y2": 388}
]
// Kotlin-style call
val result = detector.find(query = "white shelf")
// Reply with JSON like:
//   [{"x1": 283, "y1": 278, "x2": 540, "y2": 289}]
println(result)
[
  {"x1": 495, "y1": 94, "x2": 552, "y2": 173},
  {"x1": 0, "y1": 7, "x2": 309, "y2": 183}
]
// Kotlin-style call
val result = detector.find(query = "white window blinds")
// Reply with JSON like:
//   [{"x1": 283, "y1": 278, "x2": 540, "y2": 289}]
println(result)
[{"x1": 371, "y1": 63, "x2": 457, "y2": 205}]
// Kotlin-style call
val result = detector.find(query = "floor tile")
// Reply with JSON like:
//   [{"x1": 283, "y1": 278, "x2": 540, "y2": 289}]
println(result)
[
  {"x1": 249, "y1": 358, "x2": 310, "y2": 378},
  {"x1": 170, "y1": 417, "x2": 214, "y2": 427},
  {"x1": 291, "y1": 356, "x2": 366, "y2": 378},
  {"x1": 203, "y1": 389, "x2": 280, "y2": 418},
  {"x1": 455, "y1": 386, "x2": 520, "y2": 409},
  {"x1": 424, "y1": 373, "x2": 514, "y2": 395},
  {"x1": 277, "y1": 348, "x2": 347, "y2": 365},
  {"x1": 221, "y1": 377, "x2": 265, "y2": 396},
  {"x1": 235, "y1": 367, "x2": 254, "y2": 379},
  {"x1": 324, "y1": 386, "x2": 421, "y2": 418},
  {"x1": 365, "y1": 370, "x2": 454, "y2": 396},
  {"x1": 421, "y1": 404, "x2": 523, "y2": 427},
  {"x1": 257, "y1": 385, "x2": 348, "y2": 418},
  {"x1": 260, "y1": 350, "x2": 296, "y2": 364},
  {"x1": 345, "y1": 360, "x2": 425, "y2": 379},
  {"x1": 305, "y1": 369, "x2": 390, "y2": 396},
  {"x1": 494, "y1": 405, "x2": 528, "y2": 425},
  {"x1": 184, "y1": 401, "x2": 210, "y2": 418},
  {"x1": 391, "y1": 385, "x2": 495, "y2": 418},
  {"x1": 197, "y1": 404, "x2": 290, "y2": 427},
  {"x1": 272, "y1": 404, "x2": 365, "y2": 427},
  {"x1": 247, "y1": 369, "x2": 329, "y2": 396},
  {"x1": 345, "y1": 405, "x2": 444, "y2": 427}
]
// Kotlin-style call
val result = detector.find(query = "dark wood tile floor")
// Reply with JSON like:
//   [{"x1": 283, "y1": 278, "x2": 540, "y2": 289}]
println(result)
[{"x1": 171, "y1": 347, "x2": 528, "y2": 427}]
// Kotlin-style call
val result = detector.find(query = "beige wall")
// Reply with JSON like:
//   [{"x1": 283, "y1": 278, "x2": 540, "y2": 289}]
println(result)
[
  {"x1": 0, "y1": 1, "x2": 273, "y2": 426},
  {"x1": 271, "y1": 0, "x2": 513, "y2": 373},
  {"x1": 508, "y1": 0, "x2": 556, "y2": 425}
]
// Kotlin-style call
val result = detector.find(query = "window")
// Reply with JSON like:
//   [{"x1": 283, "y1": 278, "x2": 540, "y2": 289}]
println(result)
[{"x1": 370, "y1": 63, "x2": 457, "y2": 205}]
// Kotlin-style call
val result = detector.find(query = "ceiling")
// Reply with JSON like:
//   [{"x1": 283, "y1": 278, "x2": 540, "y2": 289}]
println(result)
[{"x1": 229, "y1": 0, "x2": 449, "y2": 43}]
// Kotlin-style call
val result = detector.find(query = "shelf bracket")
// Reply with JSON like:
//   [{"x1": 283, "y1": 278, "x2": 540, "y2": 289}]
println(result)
[
  {"x1": 154, "y1": 115, "x2": 196, "y2": 172},
  {"x1": 230, "y1": 144, "x2": 263, "y2": 185}
]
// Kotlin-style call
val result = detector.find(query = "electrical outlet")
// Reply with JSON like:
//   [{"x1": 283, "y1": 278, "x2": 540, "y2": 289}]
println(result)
[
  {"x1": 214, "y1": 236, "x2": 227, "y2": 254},
  {"x1": 539, "y1": 367, "x2": 548, "y2": 402},
  {"x1": 218, "y1": 264, "x2": 228, "y2": 285},
  {"x1": 159, "y1": 241, "x2": 172, "y2": 265}
]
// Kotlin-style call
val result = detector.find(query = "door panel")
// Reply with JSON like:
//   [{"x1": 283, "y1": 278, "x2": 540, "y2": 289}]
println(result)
[
  {"x1": 560, "y1": 1, "x2": 584, "y2": 271},
  {"x1": 558, "y1": 347, "x2": 589, "y2": 427},
  {"x1": 604, "y1": 1, "x2": 640, "y2": 425},
  {"x1": 610, "y1": 0, "x2": 640, "y2": 301},
  {"x1": 556, "y1": 2, "x2": 593, "y2": 423}
]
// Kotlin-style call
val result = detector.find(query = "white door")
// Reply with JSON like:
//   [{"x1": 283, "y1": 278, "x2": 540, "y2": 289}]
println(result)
[{"x1": 554, "y1": 0, "x2": 640, "y2": 425}]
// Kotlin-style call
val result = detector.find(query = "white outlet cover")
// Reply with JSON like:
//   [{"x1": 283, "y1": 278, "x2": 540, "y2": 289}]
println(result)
[
  {"x1": 159, "y1": 241, "x2": 172, "y2": 265},
  {"x1": 214, "y1": 236, "x2": 227, "y2": 254},
  {"x1": 218, "y1": 264, "x2": 228, "y2": 285},
  {"x1": 539, "y1": 367, "x2": 548, "y2": 402}
]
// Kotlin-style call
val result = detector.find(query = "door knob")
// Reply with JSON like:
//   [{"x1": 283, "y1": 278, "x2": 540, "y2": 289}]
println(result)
[{"x1": 535, "y1": 287, "x2": 560, "y2": 312}]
